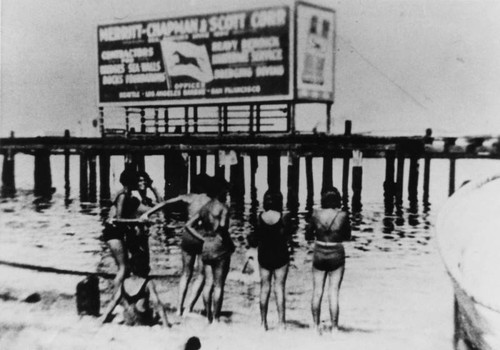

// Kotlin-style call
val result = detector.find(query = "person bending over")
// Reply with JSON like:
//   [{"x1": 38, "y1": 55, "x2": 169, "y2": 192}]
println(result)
[
  {"x1": 140, "y1": 176, "x2": 213, "y2": 316},
  {"x1": 101, "y1": 263, "x2": 170, "y2": 328}
]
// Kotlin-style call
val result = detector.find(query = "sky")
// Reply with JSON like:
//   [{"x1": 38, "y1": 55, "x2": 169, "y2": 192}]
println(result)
[{"x1": 2, "y1": 0, "x2": 500, "y2": 137}]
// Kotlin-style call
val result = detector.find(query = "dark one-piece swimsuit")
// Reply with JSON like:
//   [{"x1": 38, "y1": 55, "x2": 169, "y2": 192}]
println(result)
[
  {"x1": 121, "y1": 278, "x2": 154, "y2": 326},
  {"x1": 256, "y1": 213, "x2": 289, "y2": 270}
]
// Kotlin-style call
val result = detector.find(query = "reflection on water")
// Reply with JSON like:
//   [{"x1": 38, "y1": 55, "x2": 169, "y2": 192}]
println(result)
[
  {"x1": 2, "y1": 156, "x2": 499, "y2": 275},
  {"x1": 0, "y1": 180, "x2": 433, "y2": 278}
]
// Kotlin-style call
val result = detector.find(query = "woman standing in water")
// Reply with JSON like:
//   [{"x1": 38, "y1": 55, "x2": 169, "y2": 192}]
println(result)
[
  {"x1": 307, "y1": 187, "x2": 351, "y2": 335},
  {"x1": 248, "y1": 190, "x2": 290, "y2": 331},
  {"x1": 141, "y1": 175, "x2": 212, "y2": 316},
  {"x1": 184, "y1": 187, "x2": 234, "y2": 324},
  {"x1": 103, "y1": 167, "x2": 160, "y2": 290}
]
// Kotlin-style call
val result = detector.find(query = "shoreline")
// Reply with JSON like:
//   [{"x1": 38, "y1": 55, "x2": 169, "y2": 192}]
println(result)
[{"x1": 0, "y1": 244, "x2": 455, "y2": 350}]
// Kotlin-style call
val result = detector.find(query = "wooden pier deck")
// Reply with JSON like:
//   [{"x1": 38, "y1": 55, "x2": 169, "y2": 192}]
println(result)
[
  {"x1": 1, "y1": 127, "x2": 499, "y2": 205},
  {"x1": 1, "y1": 132, "x2": 498, "y2": 158}
]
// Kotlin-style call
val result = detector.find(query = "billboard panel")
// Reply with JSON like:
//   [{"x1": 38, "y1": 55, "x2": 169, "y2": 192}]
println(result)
[
  {"x1": 98, "y1": 6, "x2": 292, "y2": 105},
  {"x1": 296, "y1": 3, "x2": 335, "y2": 102}
]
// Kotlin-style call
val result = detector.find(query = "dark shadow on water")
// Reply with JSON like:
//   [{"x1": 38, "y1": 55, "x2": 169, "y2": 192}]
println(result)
[
  {"x1": 338, "y1": 325, "x2": 373, "y2": 334},
  {"x1": 286, "y1": 320, "x2": 309, "y2": 329}
]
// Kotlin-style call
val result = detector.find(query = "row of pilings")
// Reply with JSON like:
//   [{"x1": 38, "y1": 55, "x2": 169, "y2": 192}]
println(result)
[{"x1": 1, "y1": 145, "x2": 438, "y2": 215}]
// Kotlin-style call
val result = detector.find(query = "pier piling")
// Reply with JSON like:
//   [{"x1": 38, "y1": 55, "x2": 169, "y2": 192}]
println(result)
[
  {"x1": 189, "y1": 154, "x2": 197, "y2": 192},
  {"x1": 287, "y1": 153, "x2": 300, "y2": 212},
  {"x1": 395, "y1": 153, "x2": 405, "y2": 206},
  {"x1": 34, "y1": 149, "x2": 52, "y2": 198},
  {"x1": 88, "y1": 154, "x2": 97, "y2": 202},
  {"x1": 199, "y1": 152, "x2": 207, "y2": 175},
  {"x1": 322, "y1": 155, "x2": 333, "y2": 192},
  {"x1": 1, "y1": 150, "x2": 16, "y2": 197},
  {"x1": 342, "y1": 152, "x2": 350, "y2": 209},
  {"x1": 384, "y1": 152, "x2": 396, "y2": 213},
  {"x1": 99, "y1": 152, "x2": 111, "y2": 203},
  {"x1": 423, "y1": 156, "x2": 431, "y2": 206},
  {"x1": 250, "y1": 154, "x2": 258, "y2": 205},
  {"x1": 267, "y1": 151, "x2": 281, "y2": 193},
  {"x1": 305, "y1": 156, "x2": 314, "y2": 210},
  {"x1": 352, "y1": 165, "x2": 363, "y2": 213},
  {"x1": 449, "y1": 158, "x2": 456, "y2": 196},
  {"x1": 214, "y1": 151, "x2": 224, "y2": 179},
  {"x1": 132, "y1": 153, "x2": 145, "y2": 172},
  {"x1": 408, "y1": 155, "x2": 419, "y2": 202},
  {"x1": 229, "y1": 152, "x2": 245, "y2": 202},
  {"x1": 79, "y1": 152, "x2": 89, "y2": 202},
  {"x1": 64, "y1": 130, "x2": 70, "y2": 200},
  {"x1": 164, "y1": 151, "x2": 188, "y2": 198}
]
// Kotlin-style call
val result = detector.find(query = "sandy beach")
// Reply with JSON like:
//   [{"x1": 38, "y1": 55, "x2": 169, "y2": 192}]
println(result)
[{"x1": 0, "y1": 241, "x2": 454, "y2": 350}]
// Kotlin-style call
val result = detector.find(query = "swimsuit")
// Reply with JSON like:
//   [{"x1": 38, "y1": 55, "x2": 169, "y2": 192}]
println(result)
[
  {"x1": 312, "y1": 242, "x2": 345, "y2": 271},
  {"x1": 122, "y1": 278, "x2": 154, "y2": 326},
  {"x1": 180, "y1": 228, "x2": 203, "y2": 255},
  {"x1": 311, "y1": 211, "x2": 346, "y2": 271},
  {"x1": 255, "y1": 213, "x2": 289, "y2": 270},
  {"x1": 201, "y1": 227, "x2": 235, "y2": 265},
  {"x1": 102, "y1": 193, "x2": 141, "y2": 242},
  {"x1": 103, "y1": 192, "x2": 152, "y2": 275}
]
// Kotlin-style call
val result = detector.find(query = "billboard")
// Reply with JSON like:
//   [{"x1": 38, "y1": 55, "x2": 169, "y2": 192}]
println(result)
[
  {"x1": 97, "y1": 6, "x2": 292, "y2": 105},
  {"x1": 296, "y1": 3, "x2": 336, "y2": 102}
]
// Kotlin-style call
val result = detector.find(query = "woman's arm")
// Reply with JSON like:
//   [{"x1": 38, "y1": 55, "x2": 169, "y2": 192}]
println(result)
[
  {"x1": 185, "y1": 214, "x2": 205, "y2": 242},
  {"x1": 139, "y1": 195, "x2": 184, "y2": 220},
  {"x1": 147, "y1": 281, "x2": 171, "y2": 328},
  {"x1": 101, "y1": 287, "x2": 122, "y2": 324},
  {"x1": 115, "y1": 193, "x2": 126, "y2": 219}
]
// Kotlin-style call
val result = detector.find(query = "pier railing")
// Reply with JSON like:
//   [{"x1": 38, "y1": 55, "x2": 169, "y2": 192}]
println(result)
[{"x1": 100, "y1": 103, "x2": 292, "y2": 137}]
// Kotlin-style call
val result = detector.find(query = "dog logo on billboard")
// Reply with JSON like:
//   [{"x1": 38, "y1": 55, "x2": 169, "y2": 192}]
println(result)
[{"x1": 160, "y1": 40, "x2": 214, "y2": 87}]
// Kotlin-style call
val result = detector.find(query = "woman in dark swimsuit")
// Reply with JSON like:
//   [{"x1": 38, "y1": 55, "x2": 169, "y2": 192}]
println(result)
[
  {"x1": 185, "y1": 194, "x2": 234, "y2": 324},
  {"x1": 101, "y1": 262, "x2": 170, "y2": 328},
  {"x1": 307, "y1": 187, "x2": 351, "y2": 335},
  {"x1": 249, "y1": 190, "x2": 290, "y2": 330},
  {"x1": 103, "y1": 168, "x2": 159, "y2": 291}
]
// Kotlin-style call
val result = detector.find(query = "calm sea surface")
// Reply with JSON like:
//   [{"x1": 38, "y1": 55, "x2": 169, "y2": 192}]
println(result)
[
  {"x1": 1, "y1": 154, "x2": 500, "y2": 274},
  {"x1": 1, "y1": 154, "x2": 500, "y2": 346}
]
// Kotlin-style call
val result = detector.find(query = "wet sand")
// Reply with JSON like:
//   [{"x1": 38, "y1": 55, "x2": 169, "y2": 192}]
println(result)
[{"x1": 0, "y1": 242, "x2": 454, "y2": 350}]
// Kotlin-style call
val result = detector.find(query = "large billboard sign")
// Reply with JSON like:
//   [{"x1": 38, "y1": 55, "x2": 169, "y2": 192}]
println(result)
[
  {"x1": 98, "y1": 6, "x2": 292, "y2": 105},
  {"x1": 97, "y1": 2, "x2": 335, "y2": 106}
]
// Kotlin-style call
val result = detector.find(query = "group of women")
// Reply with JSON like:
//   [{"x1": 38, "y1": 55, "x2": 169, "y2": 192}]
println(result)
[{"x1": 101, "y1": 167, "x2": 351, "y2": 335}]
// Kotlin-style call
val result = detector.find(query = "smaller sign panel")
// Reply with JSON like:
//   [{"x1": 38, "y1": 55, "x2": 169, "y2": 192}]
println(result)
[{"x1": 296, "y1": 3, "x2": 335, "y2": 102}]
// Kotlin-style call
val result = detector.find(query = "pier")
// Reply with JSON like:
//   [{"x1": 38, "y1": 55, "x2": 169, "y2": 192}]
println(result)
[{"x1": 2, "y1": 122, "x2": 499, "y2": 212}]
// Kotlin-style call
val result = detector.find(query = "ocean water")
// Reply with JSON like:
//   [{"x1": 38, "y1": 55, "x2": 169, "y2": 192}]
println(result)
[{"x1": 1, "y1": 154, "x2": 500, "y2": 347}]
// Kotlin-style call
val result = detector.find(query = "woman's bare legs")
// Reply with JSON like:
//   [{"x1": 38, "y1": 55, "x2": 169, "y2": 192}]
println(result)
[
  {"x1": 311, "y1": 267, "x2": 327, "y2": 334},
  {"x1": 107, "y1": 238, "x2": 127, "y2": 290},
  {"x1": 327, "y1": 265, "x2": 345, "y2": 333},
  {"x1": 212, "y1": 256, "x2": 231, "y2": 323},
  {"x1": 186, "y1": 255, "x2": 205, "y2": 313},
  {"x1": 178, "y1": 250, "x2": 196, "y2": 316},
  {"x1": 259, "y1": 267, "x2": 272, "y2": 330},
  {"x1": 202, "y1": 263, "x2": 214, "y2": 322},
  {"x1": 273, "y1": 264, "x2": 289, "y2": 330}
]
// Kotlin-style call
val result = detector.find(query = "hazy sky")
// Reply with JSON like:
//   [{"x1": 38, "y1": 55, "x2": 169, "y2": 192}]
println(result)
[{"x1": 2, "y1": 0, "x2": 500, "y2": 137}]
